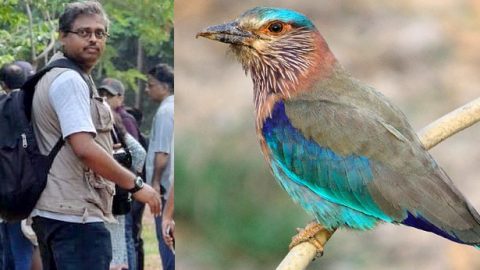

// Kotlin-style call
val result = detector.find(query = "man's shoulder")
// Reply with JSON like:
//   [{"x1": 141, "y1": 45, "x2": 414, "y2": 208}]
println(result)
[
  {"x1": 49, "y1": 69, "x2": 89, "y2": 98},
  {"x1": 157, "y1": 97, "x2": 174, "y2": 114},
  {"x1": 51, "y1": 69, "x2": 84, "y2": 85},
  {"x1": 156, "y1": 105, "x2": 173, "y2": 118}
]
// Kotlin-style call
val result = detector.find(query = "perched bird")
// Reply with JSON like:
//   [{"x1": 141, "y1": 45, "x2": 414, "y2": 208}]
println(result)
[{"x1": 197, "y1": 7, "x2": 480, "y2": 248}]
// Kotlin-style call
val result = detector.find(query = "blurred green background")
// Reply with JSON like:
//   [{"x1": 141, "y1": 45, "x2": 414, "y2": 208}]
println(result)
[{"x1": 175, "y1": 0, "x2": 480, "y2": 269}]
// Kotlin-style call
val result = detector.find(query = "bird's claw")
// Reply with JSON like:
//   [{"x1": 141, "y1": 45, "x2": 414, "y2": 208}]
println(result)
[{"x1": 289, "y1": 221, "x2": 329, "y2": 258}]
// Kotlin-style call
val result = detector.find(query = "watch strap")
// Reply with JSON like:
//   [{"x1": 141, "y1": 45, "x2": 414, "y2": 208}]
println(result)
[{"x1": 128, "y1": 177, "x2": 144, "y2": 193}]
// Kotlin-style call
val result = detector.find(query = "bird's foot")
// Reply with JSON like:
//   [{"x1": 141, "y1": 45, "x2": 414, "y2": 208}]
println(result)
[{"x1": 289, "y1": 221, "x2": 333, "y2": 258}]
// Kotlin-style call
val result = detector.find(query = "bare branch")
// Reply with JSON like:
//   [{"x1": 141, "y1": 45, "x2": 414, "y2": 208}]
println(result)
[
  {"x1": 135, "y1": 38, "x2": 144, "y2": 109},
  {"x1": 33, "y1": 9, "x2": 57, "y2": 66},
  {"x1": 418, "y1": 97, "x2": 480, "y2": 150},
  {"x1": 276, "y1": 96, "x2": 480, "y2": 270},
  {"x1": 25, "y1": 0, "x2": 36, "y2": 61},
  {"x1": 34, "y1": 31, "x2": 56, "y2": 63}
]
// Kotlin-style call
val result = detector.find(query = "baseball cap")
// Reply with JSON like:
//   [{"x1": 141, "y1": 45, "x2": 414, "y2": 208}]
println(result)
[{"x1": 98, "y1": 78, "x2": 125, "y2": 96}]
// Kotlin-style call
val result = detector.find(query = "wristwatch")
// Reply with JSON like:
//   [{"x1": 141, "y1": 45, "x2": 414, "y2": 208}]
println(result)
[{"x1": 128, "y1": 176, "x2": 144, "y2": 193}]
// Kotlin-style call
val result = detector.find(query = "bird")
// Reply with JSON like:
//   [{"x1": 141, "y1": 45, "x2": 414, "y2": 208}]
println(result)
[{"x1": 197, "y1": 7, "x2": 480, "y2": 249}]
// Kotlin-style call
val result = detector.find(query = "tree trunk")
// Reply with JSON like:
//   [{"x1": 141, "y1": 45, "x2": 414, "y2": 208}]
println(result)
[
  {"x1": 135, "y1": 38, "x2": 144, "y2": 109},
  {"x1": 25, "y1": 0, "x2": 36, "y2": 66}
]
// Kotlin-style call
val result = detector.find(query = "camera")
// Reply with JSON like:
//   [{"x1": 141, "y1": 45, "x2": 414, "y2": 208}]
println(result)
[
  {"x1": 113, "y1": 148, "x2": 132, "y2": 168},
  {"x1": 112, "y1": 185, "x2": 131, "y2": 215},
  {"x1": 112, "y1": 147, "x2": 133, "y2": 215}
]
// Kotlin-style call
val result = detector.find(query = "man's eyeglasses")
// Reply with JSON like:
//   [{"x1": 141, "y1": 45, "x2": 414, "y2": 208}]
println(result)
[{"x1": 67, "y1": 28, "x2": 109, "y2": 40}]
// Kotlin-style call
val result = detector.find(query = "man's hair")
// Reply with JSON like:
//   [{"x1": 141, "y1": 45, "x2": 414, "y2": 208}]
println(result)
[
  {"x1": 58, "y1": 1, "x2": 109, "y2": 33},
  {"x1": 13, "y1": 60, "x2": 35, "y2": 78},
  {"x1": 148, "y1": 63, "x2": 174, "y2": 93},
  {"x1": 0, "y1": 63, "x2": 27, "y2": 90}
]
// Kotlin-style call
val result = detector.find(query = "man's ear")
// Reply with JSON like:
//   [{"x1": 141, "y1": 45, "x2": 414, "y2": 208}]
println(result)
[{"x1": 58, "y1": 31, "x2": 67, "y2": 45}]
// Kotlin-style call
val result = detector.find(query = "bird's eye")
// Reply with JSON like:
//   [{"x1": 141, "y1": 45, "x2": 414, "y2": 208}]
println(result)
[{"x1": 268, "y1": 22, "x2": 284, "y2": 33}]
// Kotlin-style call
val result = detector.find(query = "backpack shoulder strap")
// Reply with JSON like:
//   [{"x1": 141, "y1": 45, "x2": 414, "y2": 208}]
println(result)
[
  {"x1": 23, "y1": 58, "x2": 94, "y2": 121},
  {"x1": 41, "y1": 58, "x2": 95, "y2": 97},
  {"x1": 23, "y1": 58, "x2": 94, "y2": 157}
]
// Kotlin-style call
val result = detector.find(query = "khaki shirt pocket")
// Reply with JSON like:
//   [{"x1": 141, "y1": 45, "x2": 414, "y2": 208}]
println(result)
[
  {"x1": 84, "y1": 170, "x2": 115, "y2": 215},
  {"x1": 91, "y1": 96, "x2": 113, "y2": 132}
]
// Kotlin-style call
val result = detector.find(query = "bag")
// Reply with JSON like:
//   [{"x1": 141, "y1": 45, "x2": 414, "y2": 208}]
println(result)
[
  {"x1": 112, "y1": 185, "x2": 131, "y2": 215},
  {"x1": 0, "y1": 58, "x2": 89, "y2": 221},
  {"x1": 111, "y1": 125, "x2": 132, "y2": 215},
  {"x1": 113, "y1": 148, "x2": 132, "y2": 169},
  {"x1": 112, "y1": 146, "x2": 133, "y2": 215}
]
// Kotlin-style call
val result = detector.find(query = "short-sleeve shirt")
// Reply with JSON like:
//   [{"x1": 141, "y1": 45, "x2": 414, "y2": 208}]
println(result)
[
  {"x1": 49, "y1": 70, "x2": 96, "y2": 138},
  {"x1": 145, "y1": 95, "x2": 174, "y2": 198},
  {"x1": 32, "y1": 70, "x2": 103, "y2": 223}
]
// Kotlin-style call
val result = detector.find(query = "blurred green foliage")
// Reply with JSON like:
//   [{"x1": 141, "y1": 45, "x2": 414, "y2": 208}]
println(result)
[
  {"x1": 0, "y1": 0, "x2": 62, "y2": 66},
  {"x1": 176, "y1": 125, "x2": 311, "y2": 268}
]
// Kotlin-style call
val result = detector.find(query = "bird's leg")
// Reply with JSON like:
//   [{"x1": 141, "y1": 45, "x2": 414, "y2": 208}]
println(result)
[{"x1": 289, "y1": 221, "x2": 335, "y2": 257}]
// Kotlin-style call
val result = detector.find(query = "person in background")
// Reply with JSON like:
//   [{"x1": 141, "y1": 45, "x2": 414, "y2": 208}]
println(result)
[
  {"x1": 13, "y1": 60, "x2": 35, "y2": 79},
  {"x1": 12, "y1": 59, "x2": 44, "y2": 270},
  {"x1": 0, "y1": 63, "x2": 25, "y2": 94},
  {"x1": 99, "y1": 80, "x2": 147, "y2": 270},
  {"x1": 145, "y1": 63, "x2": 174, "y2": 270},
  {"x1": 124, "y1": 106, "x2": 148, "y2": 270},
  {"x1": 0, "y1": 63, "x2": 35, "y2": 270},
  {"x1": 99, "y1": 78, "x2": 140, "y2": 139}
]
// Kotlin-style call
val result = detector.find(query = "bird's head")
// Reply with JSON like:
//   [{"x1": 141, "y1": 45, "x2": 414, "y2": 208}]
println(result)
[{"x1": 197, "y1": 7, "x2": 337, "y2": 108}]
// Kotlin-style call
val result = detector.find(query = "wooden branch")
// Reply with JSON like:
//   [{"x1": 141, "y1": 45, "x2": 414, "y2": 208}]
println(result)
[
  {"x1": 276, "y1": 96, "x2": 480, "y2": 270},
  {"x1": 418, "y1": 97, "x2": 480, "y2": 150},
  {"x1": 135, "y1": 38, "x2": 144, "y2": 109},
  {"x1": 277, "y1": 229, "x2": 334, "y2": 270},
  {"x1": 25, "y1": 0, "x2": 36, "y2": 62},
  {"x1": 34, "y1": 10, "x2": 57, "y2": 66},
  {"x1": 34, "y1": 31, "x2": 56, "y2": 63}
]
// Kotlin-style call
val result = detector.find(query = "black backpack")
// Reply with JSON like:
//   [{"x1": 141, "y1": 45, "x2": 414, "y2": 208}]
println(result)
[{"x1": 0, "y1": 58, "x2": 88, "y2": 221}]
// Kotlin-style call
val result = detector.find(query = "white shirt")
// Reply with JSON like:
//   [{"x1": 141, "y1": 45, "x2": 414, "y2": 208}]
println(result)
[{"x1": 146, "y1": 95, "x2": 174, "y2": 198}]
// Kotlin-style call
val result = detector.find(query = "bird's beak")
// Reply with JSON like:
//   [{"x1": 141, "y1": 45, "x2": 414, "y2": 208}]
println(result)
[{"x1": 196, "y1": 21, "x2": 254, "y2": 45}]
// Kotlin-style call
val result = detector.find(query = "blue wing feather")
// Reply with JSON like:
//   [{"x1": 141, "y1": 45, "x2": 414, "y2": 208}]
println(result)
[
  {"x1": 262, "y1": 101, "x2": 393, "y2": 229},
  {"x1": 262, "y1": 100, "x2": 480, "y2": 245}
]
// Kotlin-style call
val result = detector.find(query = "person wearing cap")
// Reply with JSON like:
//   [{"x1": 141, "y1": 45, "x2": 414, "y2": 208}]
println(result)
[
  {"x1": 98, "y1": 78, "x2": 145, "y2": 270},
  {"x1": 99, "y1": 80, "x2": 149, "y2": 270},
  {"x1": 98, "y1": 78, "x2": 140, "y2": 140}
]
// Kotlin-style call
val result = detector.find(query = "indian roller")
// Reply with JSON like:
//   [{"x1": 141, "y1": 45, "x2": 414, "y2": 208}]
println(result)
[{"x1": 197, "y1": 7, "x2": 480, "y2": 249}]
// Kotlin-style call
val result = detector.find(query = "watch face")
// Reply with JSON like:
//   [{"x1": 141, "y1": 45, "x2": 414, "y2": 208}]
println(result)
[{"x1": 136, "y1": 177, "x2": 144, "y2": 188}]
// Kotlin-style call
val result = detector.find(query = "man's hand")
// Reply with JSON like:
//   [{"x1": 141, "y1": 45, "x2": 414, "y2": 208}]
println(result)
[
  {"x1": 132, "y1": 184, "x2": 162, "y2": 216},
  {"x1": 162, "y1": 218, "x2": 175, "y2": 248}
]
